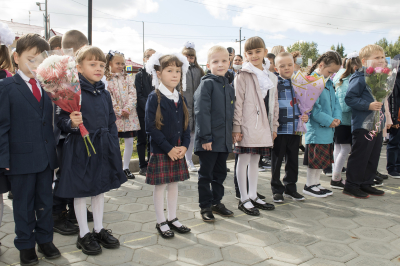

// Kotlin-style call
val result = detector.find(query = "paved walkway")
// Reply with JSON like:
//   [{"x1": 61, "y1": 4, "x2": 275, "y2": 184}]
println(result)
[{"x1": 1, "y1": 149, "x2": 400, "y2": 266}]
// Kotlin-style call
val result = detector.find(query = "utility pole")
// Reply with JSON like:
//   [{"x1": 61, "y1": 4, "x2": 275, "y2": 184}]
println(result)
[
  {"x1": 36, "y1": 0, "x2": 49, "y2": 40},
  {"x1": 29, "y1": 11, "x2": 31, "y2": 25},
  {"x1": 88, "y1": 0, "x2": 92, "y2": 45},
  {"x1": 235, "y1": 27, "x2": 245, "y2": 55},
  {"x1": 142, "y1": 21, "x2": 144, "y2": 65}
]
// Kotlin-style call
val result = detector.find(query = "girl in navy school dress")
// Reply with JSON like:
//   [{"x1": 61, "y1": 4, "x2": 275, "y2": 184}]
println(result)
[
  {"x1": 55, "y1": 46, "x2": 126, "y2": 255},
  {"x1": 145, "y1": 53, "x2": 191, "y2": 238}
]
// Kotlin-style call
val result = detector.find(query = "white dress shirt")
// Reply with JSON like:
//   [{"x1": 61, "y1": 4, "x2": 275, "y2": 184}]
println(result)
[
  {"x1": 18, "y1": 70, "x2": 43, "y2": 96},
  {"x1": 158, "y1": 82, "x2": 179, "y2": 103}
]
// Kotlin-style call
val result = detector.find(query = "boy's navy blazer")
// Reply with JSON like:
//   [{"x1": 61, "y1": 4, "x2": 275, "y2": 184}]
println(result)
[{"x1": 0, "y1": 73, "x2": 58, "y2": 175}]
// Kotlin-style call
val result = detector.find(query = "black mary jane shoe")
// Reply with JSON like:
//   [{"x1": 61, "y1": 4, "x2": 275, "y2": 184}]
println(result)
[
  {"x1": 167, "y1": 218, "x2": 191, "y2": 234},
  {"x1": 156, "y1": 221, "x2": 174, "y2": 239},
  {"x1": 123, "y1": 169, "x2": 135, "y2": 179},
  {"x1": 250, "y1": 197, "x2": 275, "y2": 211},
  {"x1": 238, "y1": 199, "x2": 260, "y2": 216}
]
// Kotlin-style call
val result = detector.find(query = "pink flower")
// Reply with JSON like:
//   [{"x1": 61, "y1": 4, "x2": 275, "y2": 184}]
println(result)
[
  {"x1": 382, "y1": 67, "x2": 390, "y2": 74},
  {"x1": 366, "y1": 67, "x2": 375, "y2": 75},
  {"x1": 305, "y1": 76, "x2": 316, "y2": 81},
  {"x1": 375, "y1": 67, "x2": 383, "y2": 73}
]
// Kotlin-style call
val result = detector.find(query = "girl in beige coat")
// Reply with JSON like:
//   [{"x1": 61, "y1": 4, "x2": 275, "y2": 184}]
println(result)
[{"x1": 233, "y1": 37, "x2": 279, "y2": 216}]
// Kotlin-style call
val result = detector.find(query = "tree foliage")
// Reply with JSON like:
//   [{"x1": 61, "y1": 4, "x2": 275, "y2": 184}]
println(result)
[
  {"x1": 286, "y1": 41, "x2": 319, "y2": 67},
  {"x1": 376, "y1": 37, "x2": 400, "y2": 58},
  {"x1": 330, "y1": 43, "x2": 346, "y2": 58}
]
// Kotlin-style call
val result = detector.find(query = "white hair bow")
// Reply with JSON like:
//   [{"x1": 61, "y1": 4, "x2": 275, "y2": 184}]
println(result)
[
  {"x1": 184, "y1": 41, "x2": 195, "y2": 49},
  {"x1": 173, "y1": 53, "x2": 190, "y2": 91},
  {"x1": 0, "y1": 22, "x2": 15, "y2": 46},
  {"x1": 145, "y1": 52, "x2": 163, "y2": 88},
  {"x1": 347, "y1": 52, "x2": 359, "y2": 59}
]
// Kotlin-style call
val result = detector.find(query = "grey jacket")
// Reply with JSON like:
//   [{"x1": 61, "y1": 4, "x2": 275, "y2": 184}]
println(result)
[{"x1": 183, "y1": 65, "x2": 203, "y2": 132}]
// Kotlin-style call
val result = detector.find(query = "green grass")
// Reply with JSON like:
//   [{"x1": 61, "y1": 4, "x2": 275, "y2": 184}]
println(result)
[{"x1": 119, "y1": 137, "x2": 139, "y2": 159}]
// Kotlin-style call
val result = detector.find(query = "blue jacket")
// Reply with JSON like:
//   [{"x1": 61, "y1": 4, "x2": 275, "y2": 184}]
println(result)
[
  {"x1": 145, "y1": 90, "x2": 190, "y2": 155},
  {"x1": 277, "y1": 76, "x2": 301, "y2": 134},
  {"x1": 194, "y1": 74, "x2": 235, "y2": 153},
  {"x1": 305, "y1": 76, "x2": 342, "y2": 144},
  {"x1": 0, "y1": 74, "x2": 58, "y2": 175},
  {"x1": 55, "y1": 74, "x2": 126, "y2": 198},
  {"x1": 345, "y1": 69, "x2": 385, "y2": 132},
  {"x1": 333, "y1": 69, "x2": 352, "y2": 126}
]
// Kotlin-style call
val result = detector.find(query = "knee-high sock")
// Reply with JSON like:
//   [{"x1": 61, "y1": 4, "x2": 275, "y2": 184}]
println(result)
[
  {"x1": 247, "y1": 154, "x2": 264, "y2": 204},
  {"x1": 332, "y1": 143, "x2": 341, "y2": 174},
  {"x1": 333, "y1": 144, "x2": 351, "y2": 181},
  {"x1": 153, "y1": 184, "x2": 169, "y2": 231},
  {"x1": 0, "y1": 195, "x2": 3, "y2": 227},
  {"x1": 123, "y1": 138, "x2": 134, "y2": 170},
  {"x1": 237, "y1": 154, "x2": 253, "y2": 209},
  {"x1": 92, "y1": 193, "x2": 105, "y2": 233},
  {"x1": 306, "y1": 168, "x2": 319, "y2": 187},
  {"x1": 185, "y1": 133, "x2": 195, "y2": 162},
  {"x1": 74, "y1": 197, "x2": 90, "y2": 238},
  {"x1": 314, "y1": 169, "x2": 323, "y2": 186},
  {"x1": 166, "y1": 182, "x2": 182, "y2": 227}
]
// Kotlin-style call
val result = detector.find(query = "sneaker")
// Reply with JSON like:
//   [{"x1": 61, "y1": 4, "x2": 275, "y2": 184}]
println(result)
[
  {"x1": 283, "y1": 191, "x2": 305, "y2": 201},
  {"x1": 302, "y1": 185, "x2": 328, "y2": 198},
  {"x1": 138, "y1": 167, "x2": 147, "y2": 176},
  {"x1": 187, "y1": 160, "x2": 198, "y2": 172},
  {"x1": 323, "y1": 167, "x2": 332, "y2": 177},
  {"x1": 273, "y1": 193, "x2": 284, "y2": 203},
  {"x1": 360, "y1": 185, "x2": 385, "y2": 196},
  {"x1": 330, "y1": 179, "x2": 345, "y2": 190},
  {"x1": 388, "y1": 171, "x2": 400, "y2": 179},
  {"x1": 258, "y1": 166, "x2": 266, "y2": 172},
  {"x1": 372, "y1": 179, "x2": 383, "y2": 187},
  {"x1": 260, "y1": 157, "x2": 272, "y2": 169},
  {"x1": 343, "y1": 187, "x2": 369, "y2": 199},
  {"x1": 299, "y1": 145, "x2": 305, "y2": 152},
  {"x1": 316, "y1": 184, "x2": 333, "y2": 196},
  {"x1": 376, "y1": 171, "x2": 389, "y2": 179}
]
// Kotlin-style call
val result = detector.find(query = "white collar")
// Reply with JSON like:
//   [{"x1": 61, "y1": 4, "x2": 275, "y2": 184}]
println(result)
[
  {"x1": 242, "y1": 62, "x2": 275, "y2": 98},
  {"x1": 18, "y1": 69, "x2": 32, "y2": 82},
  {"x1": 158, "y1": 82, "x2": 179, "y2": 103}
]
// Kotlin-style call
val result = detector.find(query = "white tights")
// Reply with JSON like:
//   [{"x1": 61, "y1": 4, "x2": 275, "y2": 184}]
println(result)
[
  {"x1": 74, "y1": 193, "x2": 104, "y2": 238},
  {"x1": 236, "y1": 154, "x2": 265, "y2": 209},
  {"x1": 121, "y1": 138, "x2": 134, "y2": 170},
  {"x1": 306, "y1": 168, "x2": 323, "y2": 190},
  {"x1": 153, "y1": 182, "x2": 181, "y2": 232},
  {"x1": 332, "y1": 143, "x2": 351, "y2": 181},
  {"x1": 185, "y1": 133, "x2": 195, "y2": 162}
]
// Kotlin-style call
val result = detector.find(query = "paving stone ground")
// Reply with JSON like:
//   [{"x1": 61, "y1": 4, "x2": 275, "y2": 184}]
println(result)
[{"x1": 2, "y1": 149, "x2": 400, "y2": 265}]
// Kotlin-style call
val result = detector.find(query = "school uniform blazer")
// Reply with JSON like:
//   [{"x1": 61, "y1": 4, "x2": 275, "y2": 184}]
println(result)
[{"x1": 0, "y1": 74, "x2": 58, "y2": 175}]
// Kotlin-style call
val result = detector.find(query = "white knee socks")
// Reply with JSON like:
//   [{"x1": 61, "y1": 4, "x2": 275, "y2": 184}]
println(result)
[
  {"x1": 185, "y1": 133, "x2": 195, "y2": 162},
  {"x1": 122, "y1": 138, "x2": 134, "y2": 170},
  {"x1": 237, "y1": 154, "x2": 263, "y2": 209},
  {"x1": 306, "y1": 168, "x2": 322, "y2": 189},
  {"x1": 153, "y1": 182, "x2": 181, "y2": 232},
  {"x1": 333, "y1": 143, "x2": 351, "y2": 181},
  {"x1": 166, "y1": 182, "x2": 182, "y2": 228},
  {"x1": 74, "y1": 193, "x2": 105, "y2": 238}
]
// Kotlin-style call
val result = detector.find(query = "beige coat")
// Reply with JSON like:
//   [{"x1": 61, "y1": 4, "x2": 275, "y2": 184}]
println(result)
[{"x1": 233, "y1": 68, "x2": 279, "y2": 147}]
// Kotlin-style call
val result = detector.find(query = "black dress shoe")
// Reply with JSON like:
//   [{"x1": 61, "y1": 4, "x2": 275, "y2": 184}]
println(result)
[
  {"x1": 156, "y1": 221, "x2": 174, "y2": 238},
  {"x1": 37, "y1": 242, "x2": 60, "y2": 259},
  {"x1": 343, "y1": 187, "x2": 369, "y2": 199},
  {"x1": 68, "y1": 208, "x2": 93, "y2": 223},
  {"x1": 250, "y1": 197, "x2": 275, "y2": 211},
  {"x1": 93, "y1": 229, "x2": 120, "y2": 249},
  {"x1": 76, "y1": 232, "x2": 102, "y2": 255},
  {"x1": 211, "y1": 203, "x2": 234, "y2": 217},
  {"x1": 257, "y1": 193, "x2": 266, "y2": 200},
  {"x1": 200, "y1": 208, "x2": 215, "y2": 222},
  {"x1": 123, "y1": 169, "x2": 135, "y2": 179},
  {"x1": 20, "y1": 248, "x2": 38, "y2": 266},
  {"x1": 167, "y1": 218, "x2": 191, "y2": 234},
  {"x1": 7, "y1": 191, "x2": 13, "y2": 200},
  {"x1": 53, "y1": 211, "x2": 79, "y2": 235},
  {"x1": 360, "y1": 185, "x2": 385, "y2": 196},
  {"x1": 238, "y1": 200, "x2": 260, "y2": 216}
]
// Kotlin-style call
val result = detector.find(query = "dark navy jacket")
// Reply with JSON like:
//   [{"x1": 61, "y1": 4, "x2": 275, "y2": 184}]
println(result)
[
  {"x1": 145, "y1": 90, "x2": 190, "y2": 154},
  {"x1": 345, "y1": 69, "x2": 385, "y2": 132},
  {"x1": 55, "y1": 74, "x2": 126, "y2": 198},
  {"x1": 0, "y1": 73, "x2": 58, "y2": 175},
  {"x1": 193, "y1": 74, "x2": 235, "y2": 153},
  {"x1": 135, "y1": 68, "x2": 155, "y2": 118}
]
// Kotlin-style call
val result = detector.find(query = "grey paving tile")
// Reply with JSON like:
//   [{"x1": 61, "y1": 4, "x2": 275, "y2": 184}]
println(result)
[
  {"x1": 299, "y1": 258, "x2": 346, "y2": 266},
  {"x1": 319, "y1": 217, "x2": 359, "y2": 230},
  {"x1": 346, "y1": 256, "x2": 397, "y2": 266},
  {"x1": 43, "y1": 244, "x2": 88, "y2": 265},
  {"x1": 221, "y1": 243, "x2": 269, "y2": 265},
  {"x1": 117, "y1": 203, "x2": 148, "y2": 213},
  {"x1": 86, "y1": 246, "x2": 134, "y2": 266},
  {"x1": 351, "y1": 227, "x2": 398, "y2": 242},
  {"x1": 237, "y1": 229, "x2": 280, "y2": 247},
  {"x1": 197, "y1": 230, "x2": 238, "y2": 247},
  {"x1": 120, "y1": 231, "x2": 157, "y2": 249},
  {"x1": 349, "y1": 239, "x2": 400, "y2": 259},
  {"x1": 178, "y1": 244, "x2": 222, "y2": 265},
  {"x1": 249, "y1": 217, "x2": 288, "y2": 232},
  {"x1": 353, "y1": 216, "x2": 396, "y2": 229},
  {"x1": 274, "y1": 228, "x2": 319, "y2": 246},
  {"x1": 314, "y1": 228, "x2": 359, "y2": 244},
  {"x1": 106, "y1": 220, "x2": 142, "y2": 235},
  {"x1": 264, "y1": 242, "x2": 314, "y2": 265},
  {"x1": 158, "y1": 232, "x2": 198, "y2": 249},
  {"x1": 307, "y1": 242, "x2": 358, "y2": 262},
  {"x1": 132, "y1": 245, "x2": 177, "y2": 266}
]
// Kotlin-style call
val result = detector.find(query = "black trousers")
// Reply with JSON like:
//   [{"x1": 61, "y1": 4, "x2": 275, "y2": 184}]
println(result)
[
  {"x1": 197, "y1": 151, "x2": 229, "y2": 209},
  {"x1": 8, "y1": 165, "x2": 54, "y2": 250},
  {"x1": 137, "y1": 116, "x2": 150, "y2": 169},
  {"x1": 271, "y1": 134, "x2": 300, "y2": 195},
  {"x1": 387, "y1": 127, "x2": 400, "y2": 173},
  {"x1": 345, "y1": 129, "x2": 382, "y2": 189}
]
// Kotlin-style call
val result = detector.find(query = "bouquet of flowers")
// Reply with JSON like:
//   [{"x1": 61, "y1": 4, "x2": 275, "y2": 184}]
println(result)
[
  {"x1": 291, "y1": 71, "x2": 326, "y2": 132},
  {"x1": 364, "y1": 59, "x2": 400, "y2": 139},
  {"x1": 27, "y1": 49, "x2": 96, "y2": 156}
]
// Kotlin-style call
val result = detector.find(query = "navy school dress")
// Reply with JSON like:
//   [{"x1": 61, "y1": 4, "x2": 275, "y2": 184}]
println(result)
[
  {"x1": 145, "y1": 90, "x2": 190, "y2": 185},
  {"x1": 55, "y1": 74, "x2": 126, "y2": 198}
]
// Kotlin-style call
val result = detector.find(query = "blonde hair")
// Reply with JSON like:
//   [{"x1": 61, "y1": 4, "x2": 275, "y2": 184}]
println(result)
[
  {"x1": 62, "y1": 30, "x2": 88, "y2": 53},
  {"x1": 359, "y1": 44, "x2": 385, "y2": 61},
  {"x1": 271, "y1": 45, "x2": 285, "y2": 56},
  {"x1": 143, "y1": 48, "x2": 155, "y2": 58},
  {"x1": 207, "y1": 45, "x2": 229, "y2": 63},
  {"x1": 275, "y1": 52, "x2": 294, "y2": 65},
  {"x1": 75, "y1": 46, "x2": 106, "y2": 64},
  {"x1": 105, "y1": 53, "x2": 126, "y2": 81}
]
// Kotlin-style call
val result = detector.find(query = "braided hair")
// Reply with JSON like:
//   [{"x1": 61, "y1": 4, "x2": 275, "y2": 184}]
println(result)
[
  {"x1": 338, "y1": 56, "x2": 362, "y2": 86},
  {"x1": 307, "y1": 51, "x2": 342, "y2": 76}
]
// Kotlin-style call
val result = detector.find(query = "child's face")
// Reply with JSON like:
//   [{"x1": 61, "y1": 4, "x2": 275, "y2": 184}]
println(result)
[
  {"x1": 207, "y1": 51, "x2": 230, "y2": 76},
  {"x1": 185, "y1": 55, "x2": 195, "y2": 64},
  {"x1": 77, "y1": 58, "x2": 105, "y2": 84},
  {"x1": 245, "y1": 48, "x2": 268, "y2": 69},
  {"x1": 144, "y1": 50, "x2": 156, "y2": 63},
  {"x1": 275, "y1": 56, "x2": 294, "y2": 79},
  {"x1": 317, "y1": 62, "x2": 341, "y2": 79},
  {"x1": 268, "y1": 58, "x2": 275, "y2": 72},
  {"x1": 363, "y1": 51, "x2": 385, "y2": 68},
  {"x1": 14, "y1": 47, "x2": 40, "y2": 79},
  {"x1": 109, "y1": 55, "x2": 125, "y2": 74},
  {"x1": 157, "y1": 64, "x2": 181, "y2": 91}
]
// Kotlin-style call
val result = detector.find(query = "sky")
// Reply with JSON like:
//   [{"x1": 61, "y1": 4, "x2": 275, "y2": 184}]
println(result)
[{"x1": 2, "y1": 0, "x2": 400, "y2": 65}]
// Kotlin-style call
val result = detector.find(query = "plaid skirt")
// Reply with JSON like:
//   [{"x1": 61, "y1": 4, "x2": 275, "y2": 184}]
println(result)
[
  {"x1": 234, "y1": 146, "x2": 271, "y2": 157},
  {"x1": 145, "y1": 153, "x2": 190, "y2": 185},
  {"x1": 303, "y1": 144, "x2": 334, "y2": 169}
]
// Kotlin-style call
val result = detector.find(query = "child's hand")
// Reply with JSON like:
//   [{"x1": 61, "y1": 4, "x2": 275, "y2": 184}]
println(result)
[
  {"x1": 122, "y1": 110, "x2": 130, "y2": 118},
  {"x1": 273, "y1": 132, "x2": 277, "y2": 141},
  {"x1": 202, "y1": 142, "x2": 212, "y2": 151},
  {"x1": 300, "y1": 114, "x2": 309, "y2": 123},
  {"x1": 168, "y1": 147, "x2": 181, "y2": 161},
  {"x1": 176, "y1": 146, "x2": 187, "y2": 159},
  {"x1": 369, "y1": 102, "x2": 383, "y2": 111},
  {"x1": 329, "y1": 120, "x2": 336, "y2": 128},
  {"x1": 232, "y1": 132, "x2": 242, "y2": 143},
  {"x1": 334, "y1": 119, "x2": 341, "y2": 127},
  {"x1": 70, "y1": 111, "x2": 83, "y2": 128}
]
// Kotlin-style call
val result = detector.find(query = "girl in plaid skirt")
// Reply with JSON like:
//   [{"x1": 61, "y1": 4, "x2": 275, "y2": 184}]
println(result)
[
  {"x1": 145, "y1": 53, "x2": 191, "y2": 239},
  {"x1": 303, "y1": 51, "x2": 343, "y2": 198}
]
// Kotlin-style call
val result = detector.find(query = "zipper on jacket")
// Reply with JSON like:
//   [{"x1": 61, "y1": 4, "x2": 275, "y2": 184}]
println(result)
[{"x1": 255, "y1": 105, "x2": 260, "y2": 129}]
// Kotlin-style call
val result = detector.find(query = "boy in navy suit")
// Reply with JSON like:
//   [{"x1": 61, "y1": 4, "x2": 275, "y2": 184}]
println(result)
[{"x1": 0, "y1": 33, "x2": 60, "y2": 265}]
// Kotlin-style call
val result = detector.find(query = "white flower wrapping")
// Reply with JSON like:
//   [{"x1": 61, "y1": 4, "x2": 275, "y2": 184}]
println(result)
[{"x1": 0, "y1": 22, "x2": 15, "y2": 46}]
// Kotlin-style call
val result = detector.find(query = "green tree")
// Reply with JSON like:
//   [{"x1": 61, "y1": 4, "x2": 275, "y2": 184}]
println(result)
[
  {"x1": 330, "y1": 43, "x2": 346, "y2": 58},
  {"x1": 376, "y1": 37, "x2": 400, "y2": 58},
  {"x1": 287, "y1": 41, "x2": 319, "y2": 67}
]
